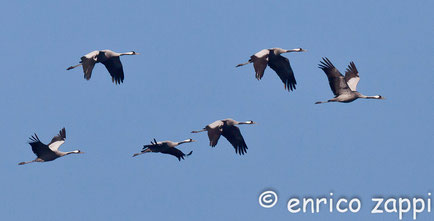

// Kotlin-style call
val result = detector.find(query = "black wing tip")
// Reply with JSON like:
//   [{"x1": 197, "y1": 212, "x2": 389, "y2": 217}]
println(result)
[
  {"x1": 112, "y1": 78, "x2": 124, "y2": 85},
  {"x1": 143, "y1": 138, "x2": 159, "y2": 149},
  {"x1": 29, "y1": 133, "x2": 40, "y2": 143},
  {"x1": 234, "y1": 143, "x2": 248, "y2": 155},
  {"x1": 349, "y1": 61, "x2": 358, "y2": 74},
  {"x1": 284, "y1": 81, "x2": 297, "y2": 92},
  {"x1": 178, "y1": 150, "x2": 193, "y2": 161},
  {"x1": 318, "y1": 57, "x2": 334, "y2": 70},
  {"x1": 60, "y1": 127, "x2": 66, "y2": 139}
]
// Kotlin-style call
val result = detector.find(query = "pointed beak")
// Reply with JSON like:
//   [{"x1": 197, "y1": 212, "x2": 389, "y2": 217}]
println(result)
[{"x1": 134, "y1": 52, "x2": 140, "y2": 55}]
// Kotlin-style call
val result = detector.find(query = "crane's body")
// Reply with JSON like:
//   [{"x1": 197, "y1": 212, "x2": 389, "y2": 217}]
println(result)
[
  {"x1": 67, "y1": 49, "x2": 139, "y2": 84},
  {"x1": 236, "y1": 48, "x2": 306, "y2": 92},
  {"x1": 316, "y1": 57, "x2": 384, "y2": 104},
  {"x1": 133, "y1": 139, "x2": 194, "y2": 161},
  {"x1": 18, "y1": 128, "x2": 83, "y2": 165},
  {"x1": 192, "y1": 118, "x2": 255, "y2": 155}
]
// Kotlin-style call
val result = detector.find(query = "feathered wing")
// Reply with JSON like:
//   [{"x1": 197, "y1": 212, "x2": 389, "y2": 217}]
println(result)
[
  {"x1": 161, "y1": 148, "x2": 192, "y2": 161},
  {"x1": 29, "y1": 134, "x2": 54, "y2": 158},
  {"x1": 248, "y1": 49, "x2": 270, "y2": 80},
  {"x1": 344, "y1": 61, "x2": 360, "y2": 91},
  {"x1": 48, "y1": 128, "x2": 66, "y2": 151},
  {"x1": 221, "y1": 126, "x2": 248, "y2": 155},
  {"x1": 101, "y1": 57, "x2": 124, "y2": 84},
  {"x1": 81, "y1": 51, "x2": 99, "y2": 80},
  {"x1": 268, "y1": 54, "x2": 297, "y2": 91},
  {"x1": 318, "y1": 57, "x2": 352, "y2": 96},
  {"x1": 206, "y1": 120, "x2": 224, "y2": 147},
  {"x1": 142, "y1": 139, "x2": 161, "y2": 151},
  {"x1": 207, "y1": 128, "x2": 222, "y2": 147},
  {"x1": 251, "y1": 55, "x2": 268, "y2": 80}
]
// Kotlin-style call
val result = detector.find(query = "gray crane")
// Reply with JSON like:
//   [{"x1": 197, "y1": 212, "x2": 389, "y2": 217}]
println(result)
[
  {"x1": 67, "y1": 49, "x2": 139, "y2": 84},
  {"x1": 132, "y1": 138, "x2": 195, "y2": 161},
  {"x1": 18, "y1": 128, "x2": 83, "y2": 165},
  {"x1": 315, "y1": 57, "x2": 385, "y2": 104},
  {"x1": 236, "y1": 48, "x2": 306, "y2": 92},
  {"x1": 191, "y1": 118, "x2": 255, "y2": 155}
]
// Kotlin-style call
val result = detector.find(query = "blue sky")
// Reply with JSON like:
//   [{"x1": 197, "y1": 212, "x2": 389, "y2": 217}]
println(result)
[{"x1": 0, "y1": 0, "x2": 433, "y2": 220}]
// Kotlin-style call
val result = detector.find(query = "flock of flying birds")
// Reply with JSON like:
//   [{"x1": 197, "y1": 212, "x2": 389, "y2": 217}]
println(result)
[{"x1": 18, "y1": 48, "x2": 385, "y2": 165}]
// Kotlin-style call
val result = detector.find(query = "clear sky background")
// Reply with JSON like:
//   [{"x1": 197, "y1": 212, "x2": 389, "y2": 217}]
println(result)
[{"x1": 0, "y1": 0, "x2": 433, "y2": 220}]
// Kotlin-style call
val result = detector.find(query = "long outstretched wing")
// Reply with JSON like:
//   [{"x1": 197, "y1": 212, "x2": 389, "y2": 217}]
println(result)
[
  {"x1": 29, "y1": 134, "x2": 54, "y2": 158},
  {"x1": 221, "y1": 125, "x2": 248, "y2": 155},
  {"x1": 318, "y1": 57, "x2": 352, "y2": 96},
  {"x1": 268, "y1": 54, "x2": 297, "y2": 91},
  {"x1": 250, "y1": 49, "x2": 270, "y2": 80},
  {"x1": 48, "y1": 128, "x2": 66, "y2": 151},
  {"x1": 161, "y1": 148, "x2": 192, "y2": 161},
  {"x1": 344, "y1": 61, "x2": 360, "y2": 91},
  {"x1": 81, "y1": 50, "x2": 99, "y2": 80},
  {"x1": 101, "y1": 57, "x2": 124, "y2": 84},
  {"x1": 206, "y1": 120, "x2": 224, "y2": 147}
]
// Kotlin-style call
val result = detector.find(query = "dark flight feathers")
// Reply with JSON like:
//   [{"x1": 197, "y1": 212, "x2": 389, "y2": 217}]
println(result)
[
  {"x1": 318, "y1": 57, "x2": 352, "y2": 96},
  {"x1": 48, "y1": 128, "x2": 66, "y2": 146},
  {"x1": 268, "y1": 52, "x2": 297, "y2": 91},
  {"x1": 28, "y1": 134, "x2": 53, "y2": 157},
  {"x1": 101, "y1": 57, "x2": 124, "y2": 84},
  {"x1": 221, "y1": 125, "x2": 248, "y2": 155}
]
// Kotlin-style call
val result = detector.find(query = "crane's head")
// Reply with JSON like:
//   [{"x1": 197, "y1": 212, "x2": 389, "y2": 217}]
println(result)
[
  {"x1": 74, "y1": 150, "x2": 84, "y2": 154},
  {"x1": 183, "y1": 139, "x2": 196, "y2": 143},
  {"x1": 270, "y1": 48, "x2": 306, "y2": 55},
  {"x1": 287, "y1": 48, "x2": 307, "y2": 53},
  {"x1": 240, "y1": 120, "x2": 256, "y2": 125},
  {"x1": 122, "y1": 51, "x2": 140, "y2": 56}
]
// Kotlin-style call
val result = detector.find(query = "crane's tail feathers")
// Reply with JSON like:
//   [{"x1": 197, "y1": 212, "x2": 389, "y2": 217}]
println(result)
[
  {"x1": 191, "y1": 129, "x2": 206, "y2": 133},
  {"x1": 236, "y1": 61, "x2": 251, "y2": 67},
  {"x1": 66, "y1": 64, "x2": 82, "y2": 70}
]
